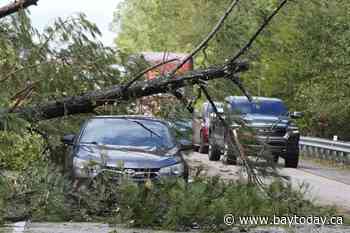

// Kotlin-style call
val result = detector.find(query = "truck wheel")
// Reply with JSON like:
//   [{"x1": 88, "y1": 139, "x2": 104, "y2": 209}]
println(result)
[
  {"x1": 199, "y1": 132, "x2": 209, "y2": 154},
  {"x1": 223, "y1": 141, "x2": 237, "y2": 165},
  {"x1": 223, "y1": 156, "x2": 237, "y2": 165},
  {"x1": 285, "y1": 149, "x2": 299, "y2": 168},
  {"x1": 208, "y1": 144, "x2": 221, "y2": 161}
]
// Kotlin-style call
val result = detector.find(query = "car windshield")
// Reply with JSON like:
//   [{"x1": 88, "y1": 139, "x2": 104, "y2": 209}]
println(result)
[
  {"x1": 231, "y1": 99, "x2": 287, "y2": 116},
  {"x1": 79, "y1": 118, "x2": 175, "y2": 149}
]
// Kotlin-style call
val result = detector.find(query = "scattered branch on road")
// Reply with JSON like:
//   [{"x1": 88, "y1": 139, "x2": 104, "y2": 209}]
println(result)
[
  {"x1": 0, "y1": 0, "x2": 38, "y2": 19},
  {"x1": 199, "y1": 83, "x2": 262, "y2": 185}
]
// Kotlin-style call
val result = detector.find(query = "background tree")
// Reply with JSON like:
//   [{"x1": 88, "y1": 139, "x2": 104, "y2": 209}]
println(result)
[
  {"x1": 114, "y1": 0, "x2": 350, "y2": 140},
  {"x1": 0, "y1": 12, "x2": 123, "y2": 169}
]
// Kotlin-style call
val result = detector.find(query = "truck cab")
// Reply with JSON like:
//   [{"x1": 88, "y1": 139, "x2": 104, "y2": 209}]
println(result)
[{"x1": 208, "y1": 96, "x2": 302, "y2": 168}]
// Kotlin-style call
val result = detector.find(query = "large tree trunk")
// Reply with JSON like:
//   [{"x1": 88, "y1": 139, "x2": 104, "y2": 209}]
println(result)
[
  {"x1": 12, "y1": 63, "x2": 246, "y2": 122},
  {"x1": 0, "y1": 0, "x2": 38, "y2": 19}
]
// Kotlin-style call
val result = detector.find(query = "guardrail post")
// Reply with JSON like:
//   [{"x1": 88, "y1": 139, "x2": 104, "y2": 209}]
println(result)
[{"x1": 300, "y1": 136, "x2": 350, "y2": 165}]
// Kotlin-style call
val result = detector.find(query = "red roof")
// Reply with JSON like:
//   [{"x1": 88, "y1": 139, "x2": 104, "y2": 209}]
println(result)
[{"x1": 141, "y1": 52, "x2": 193, "y2": 80}]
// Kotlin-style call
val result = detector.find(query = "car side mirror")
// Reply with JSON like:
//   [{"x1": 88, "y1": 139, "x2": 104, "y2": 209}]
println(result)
[
  {"x1": 62, "y1": 134, "x2": 75, "y2": 145},
  {"x1": 179, "y1": 139, "x2": 194, "y2": 151},
  {"x1": 289, "y1": 111, "x2": 304, "y2": 119}
]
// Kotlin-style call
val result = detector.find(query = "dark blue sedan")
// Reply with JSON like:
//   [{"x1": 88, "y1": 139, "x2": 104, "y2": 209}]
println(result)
[{"x1": 62, "y1": 116, "x2": 191, "y2": 184}]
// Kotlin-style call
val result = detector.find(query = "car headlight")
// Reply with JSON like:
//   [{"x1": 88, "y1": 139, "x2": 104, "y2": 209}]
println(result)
[
  {"x1": 73, "y1": 157, "x2": 100, "y2": 177},
  {"x1": 159, "y1": 163, "x2": 184, "y2": 176},
  {"x1": 287, "y1": 126, "x2": 299, "y2": 134}
]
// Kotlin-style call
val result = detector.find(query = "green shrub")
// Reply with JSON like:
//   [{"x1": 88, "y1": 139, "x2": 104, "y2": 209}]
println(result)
[
  {"x1": 0, "y1": 131, "x2": 45, "y2": 170},
  {"x1": 0, "y1": 166, "x2": 336, "y2": 231},
  {"x1": 0, "y1": 174, "x2": 10, "y2": 224},
  {"x1": 115, "y1": 177, "x2": 335, "y2": 231},
  {"x1": 1, "y1": 161, "x2": 71, "y2": 222}
]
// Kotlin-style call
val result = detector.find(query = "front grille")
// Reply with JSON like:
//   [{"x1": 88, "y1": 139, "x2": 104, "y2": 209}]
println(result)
[
  {"x1": 255, "y1": 127, "x2": 286, "y2": 137},
  {"x1": 267, "y1": 141, "x2": 286, "y2": 147},
  {"x1": 100, "y1": 167, "x2": 160, "y2": 181}
]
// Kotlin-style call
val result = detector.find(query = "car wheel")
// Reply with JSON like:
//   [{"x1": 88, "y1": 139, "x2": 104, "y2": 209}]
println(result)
[
  {"x1": 285, "y1": 149, "x2": 299, "y2": 168},
  {"x1": 208, "y1": 143, "x2": 221, "y2": 161},
  {"x1": 199, "y1": 132, "x2": 209, "y2": 154}
]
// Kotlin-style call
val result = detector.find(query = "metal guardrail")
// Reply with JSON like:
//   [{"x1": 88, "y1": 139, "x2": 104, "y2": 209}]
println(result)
[{"x1": 299, "y1": 136, "x2": 350, "y2": 164}]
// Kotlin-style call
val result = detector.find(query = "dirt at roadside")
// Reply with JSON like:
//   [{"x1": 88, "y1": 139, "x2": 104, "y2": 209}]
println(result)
[{"x1": 184, "y1": 151, "x2": 243, "y2": 181}]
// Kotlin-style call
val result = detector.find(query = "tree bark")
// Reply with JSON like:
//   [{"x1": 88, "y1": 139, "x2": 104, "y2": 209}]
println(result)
[
  {"x1": 12, "y1": 63, "x2": 246, "y2": 122},
  {"x1": 0, "y1": 0, "x2": 38, "y2": 19}
]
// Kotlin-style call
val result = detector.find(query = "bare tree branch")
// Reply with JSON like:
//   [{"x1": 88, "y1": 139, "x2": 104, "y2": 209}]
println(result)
[
  {"x1": 0, "y1": 62, "x2": 48, "y2": 83},
  {"x1": 226, "y1": 75, "x2": 252, "y2": 102},
  {"x1": 227, "y1": 0, "x2": 289, "y2": 64},
  {"x1": 169, "y1": 0, "x2": 240, "y2": 76},
  {"x1": 0, "y1": 0, "x2": 38, "y2": 19},
  {"x1": 123, "y1": 58, "x2": 179, "y2": 91},
  {"x1": 172, "y1": 90, "x2": 194, "y2": 113}
]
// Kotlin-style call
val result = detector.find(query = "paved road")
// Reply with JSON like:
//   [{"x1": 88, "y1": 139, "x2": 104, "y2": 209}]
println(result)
[
  {"x1": 185, "y1": 152, "x2": 350, "y2": 212},
  {"x1": 299, "y1": 159, "x2": 350, "y2": 185}
]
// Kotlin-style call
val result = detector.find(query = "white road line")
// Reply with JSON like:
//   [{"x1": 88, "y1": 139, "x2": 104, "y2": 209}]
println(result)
[{"x1": 12, "y1": 221, "x2": 26, "y2": 233}]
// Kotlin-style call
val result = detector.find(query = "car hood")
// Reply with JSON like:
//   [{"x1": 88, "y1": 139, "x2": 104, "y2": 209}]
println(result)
[
  {"x1": 241, "y1": 114, "x2": 290, "y2": 127},
  {"x1": 76, "y1": 144, "x2": 180, "y2": 169}
]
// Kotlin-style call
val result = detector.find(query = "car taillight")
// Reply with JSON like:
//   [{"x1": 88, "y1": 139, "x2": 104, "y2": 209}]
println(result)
[{"x1": 202, "y1": 126, "x2": 209, "y2": 141}]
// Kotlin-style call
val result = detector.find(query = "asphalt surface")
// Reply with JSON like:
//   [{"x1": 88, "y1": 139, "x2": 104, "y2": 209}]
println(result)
[{"x1": 299, "y1": 159, "x2": 350, "y2": 186}]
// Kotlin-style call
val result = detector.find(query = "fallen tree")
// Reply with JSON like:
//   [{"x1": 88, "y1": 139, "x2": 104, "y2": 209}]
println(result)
[
  {"x1": 0, "y1": 0, "x2": 290, "y2": 188},
  {"x1": 0, "y1": 0, "x2": 38, "y2": 19},
  {"x1": 0, "y1": 0, "x2": 288, "y2": 124},
  {"x1": 7, "y1": 0, "x2": 288, "y2": 123},
  {"x1": 11, "y1": 62, "x2": 248, "y2": 122}
]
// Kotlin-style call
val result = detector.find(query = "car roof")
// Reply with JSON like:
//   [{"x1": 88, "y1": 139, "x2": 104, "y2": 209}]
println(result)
[
  {"x1": 225, "y1": 96, "x2": 283, "y2": 102},
  {"x1": 91, "y1": 115, "x2": 169, "y2": 124}
]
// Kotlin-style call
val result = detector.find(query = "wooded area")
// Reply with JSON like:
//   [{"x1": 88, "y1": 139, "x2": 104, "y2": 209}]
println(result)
[{"x1": 116, "y1": 0, "x2": 350, "y2": 140}]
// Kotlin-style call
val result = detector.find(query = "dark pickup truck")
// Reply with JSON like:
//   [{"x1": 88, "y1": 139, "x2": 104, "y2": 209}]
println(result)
[{"x1": 208, "y1": 96, "x2": 303, "y2": 168}]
